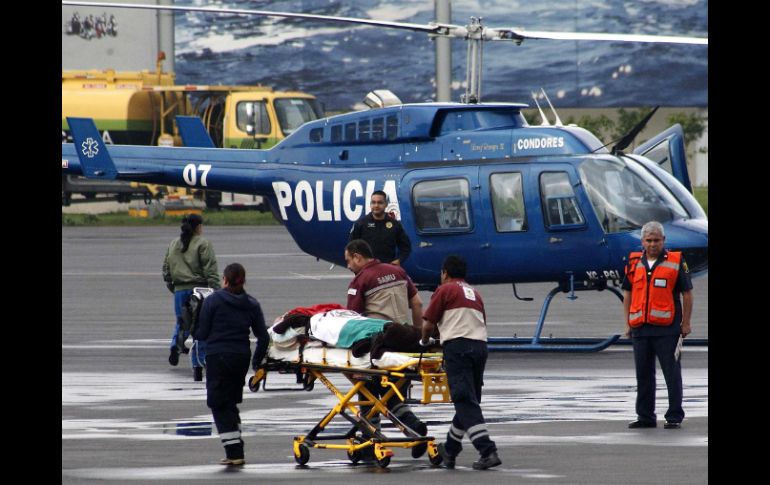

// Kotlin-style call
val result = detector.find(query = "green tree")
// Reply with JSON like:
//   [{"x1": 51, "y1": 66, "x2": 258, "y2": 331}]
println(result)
[
  {"x1": 565, "y1": 114, "x2": 616, "y2": 144},
  {"x1": 667, "y1": 112, "x2": 708, "y2": 146},
  {"x1": 613, "y1": 107, "x2": 656, "y2": 142}
]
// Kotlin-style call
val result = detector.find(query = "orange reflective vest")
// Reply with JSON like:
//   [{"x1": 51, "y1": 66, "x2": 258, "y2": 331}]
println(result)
[{"x1": 626, "y1": 251, "x2": 681, "y2": 327}]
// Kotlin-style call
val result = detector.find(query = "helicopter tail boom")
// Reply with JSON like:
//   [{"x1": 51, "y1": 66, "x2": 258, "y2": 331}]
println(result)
[{"x1": 63, "y1": 117, "x2": 277, "y2": 195}]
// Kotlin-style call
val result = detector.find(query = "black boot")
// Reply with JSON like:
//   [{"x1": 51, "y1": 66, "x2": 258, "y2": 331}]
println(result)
[
  {"x1": 168, "y1": 347, "x2": 179, "y2": 366},
  {"x1": 411, "y1": 422, "x2": 428, "y2": 458},
  {"x1": 472, "y1": 451, "x2": 501, "y2": 470},
  {"x1": 437, "y1": 442, "x2": 456, "y2": 469}
]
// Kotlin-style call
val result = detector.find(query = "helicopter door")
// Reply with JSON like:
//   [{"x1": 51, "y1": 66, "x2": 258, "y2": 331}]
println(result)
[
  {"x1": 477, "y1": 166, "x2": 543, "y2": 282},
  {"x1": 403, "y1": 167, "x2": 488, "y2": 282},
  {"x1": 632, "y1": 124, "x2": 691, "y2": 192},
  {"x1": 535, "y1": 166, "x2": 611, "y2": 281}
]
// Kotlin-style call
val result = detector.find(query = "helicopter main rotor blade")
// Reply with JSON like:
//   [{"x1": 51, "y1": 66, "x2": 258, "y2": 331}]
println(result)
[
  {"x1": 493, "y1": 28, "x2": 708, "y2": 45},
  {"x1": 61, "y1": 2, "x2": 708, "y2": 45}
]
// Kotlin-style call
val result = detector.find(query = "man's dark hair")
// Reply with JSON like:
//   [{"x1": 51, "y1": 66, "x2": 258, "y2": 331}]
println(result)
[
  {"x1": 223, "y1": 262, "x2": 246, "y2": 294},
  {"x1": 345, "y1": 239, "x2": 374, "y2": 259},
  {"x1": 371, "y1": 190, "x2": 388, "y2": 202},
  {"x1": 442, "y1": 255, "x2": 467, "y2": 279}
]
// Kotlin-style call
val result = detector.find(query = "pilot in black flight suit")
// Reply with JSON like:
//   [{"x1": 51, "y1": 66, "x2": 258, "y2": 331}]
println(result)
[{"x1": 349, "y1": 190, "x2": 411, "y2": 266}]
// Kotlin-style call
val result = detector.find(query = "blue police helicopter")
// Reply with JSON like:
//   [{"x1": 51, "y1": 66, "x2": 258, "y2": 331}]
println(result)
[{"x1": 61, "y1": 1, "x2": 708, "y2": 351}]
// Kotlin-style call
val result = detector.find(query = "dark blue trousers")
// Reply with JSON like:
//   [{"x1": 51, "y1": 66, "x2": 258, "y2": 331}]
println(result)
[
  {"x1": 442, "y1": 338, "x2": 496, "y2": 458},
  {"x1": 206, "y1": 353, "x2": 250, "y2": 459},
  {"x1": 360, "y1": 378, "x2": 424, "y2": 433},
  {"x1": 171, "y1": 289, "x2": 207, "y2": 367},
  {"x1": 632, "y1": 334, "x2": 684, "y2": 423}
]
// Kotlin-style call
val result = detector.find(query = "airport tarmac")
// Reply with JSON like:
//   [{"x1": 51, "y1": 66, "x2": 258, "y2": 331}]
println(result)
[{"x1": 62, "y1": 226, "x2": 708, "y2": 484}]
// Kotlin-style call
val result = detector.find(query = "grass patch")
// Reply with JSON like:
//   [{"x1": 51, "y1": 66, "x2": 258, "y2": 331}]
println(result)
[
  {"x1": 62, "y1": 210, "x2": 280, "y2": 226},
  {"x1": 693, "y1": 186, "x2": 707, "y2": 215}
]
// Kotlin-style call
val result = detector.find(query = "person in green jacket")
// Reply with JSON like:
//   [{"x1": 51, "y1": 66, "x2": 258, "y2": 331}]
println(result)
[{"x1": 162, "y1": 214, "x2": 220, "y2": 381}]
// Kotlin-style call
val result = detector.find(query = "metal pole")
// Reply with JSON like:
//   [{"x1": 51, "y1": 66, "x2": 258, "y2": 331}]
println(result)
[
  {"x1": 158, "y1": 0, "x2": 175, "y2": 73},
  {"x1": 464, "y1": 37, "x2": 472, "y2": 103},
  {"x1": 434, "y1": 0, "x2": 451, "y2": 102}
]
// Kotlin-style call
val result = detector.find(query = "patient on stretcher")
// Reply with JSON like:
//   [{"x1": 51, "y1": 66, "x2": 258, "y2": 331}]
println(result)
[{"x1": 267, "y1": 305, "x2": 429, "y2": 368}]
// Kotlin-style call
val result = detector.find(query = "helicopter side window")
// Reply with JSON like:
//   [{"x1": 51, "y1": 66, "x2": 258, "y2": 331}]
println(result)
[
  {"x1": 372, "y1": 117, "x2": 384, "y2": 141},
  {"x1": 412, "y1": 178, "x2": 472, "y2": 233},
  {"x1": 309, "y1": 127, "x2": 324, "y2": 143},
  {"x1": 540, "y1": 172, "x2": 585, "y2": 228},
  {"x1": 490, "y1": 172, "x2": 527, "y2": 232},
  {"x1": 236, "y1": 101, "x2": 270, "y2": 135},
  {"x1": 386, "y1": 115, "x2": 399, "y2": 140},
  {"x1": 344, "y1": 123, "x2": 357, "y2": 142},
  {"x1": 358, "y1": 119, "x2": 371, "y2": 142},
  {"x1": 331, "y1": 125, "x2": 343, "y2": 142}
]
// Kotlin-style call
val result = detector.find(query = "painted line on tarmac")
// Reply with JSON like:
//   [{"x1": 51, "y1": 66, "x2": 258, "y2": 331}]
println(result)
[
  {"x1": 289, "y1": 272, "x2": 351, "y2": 280},
  {"x1": 63, "y1": 461, "x2": 561, "y2": 480},
  {"x1": 217, "y1": 253, "x2": 307, "y2": 258},
  {"x1": 63, "y1": 370, "x2": 707, "y2": 435},
  {"x1": 494, "y1": 432, "x2": 707, "y2": 447},
  {"x1": 487, "y1": 320, "x2": 573, "y2": 326}
]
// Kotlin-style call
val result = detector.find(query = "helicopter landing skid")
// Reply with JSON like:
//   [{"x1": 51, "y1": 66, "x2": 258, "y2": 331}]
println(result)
[{"x1": 488, "y1": 283, "x2": 623, "y2": 352}]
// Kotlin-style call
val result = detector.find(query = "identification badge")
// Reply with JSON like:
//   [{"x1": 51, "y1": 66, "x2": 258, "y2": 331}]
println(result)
[
  {"x1": 386, "y1": 222, "x2": 393, "y2": 229},
  {"x1": 347, "y1": 288, "x2": 358, "y2": 295},
  {"x1": 463, "y1": 286, "x2": 476, "y2": 301},
  {"x1": 653, "y1": 278, "x2": 667, "y2": 288}
]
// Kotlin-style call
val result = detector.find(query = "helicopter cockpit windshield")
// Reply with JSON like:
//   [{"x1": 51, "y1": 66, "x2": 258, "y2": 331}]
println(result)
[
  {"x1": 579, "y1": 157, "x2": 690, "y2": 234},
  {"x1": 274, "y1": 98, "x2": 324, "y2": 136}
]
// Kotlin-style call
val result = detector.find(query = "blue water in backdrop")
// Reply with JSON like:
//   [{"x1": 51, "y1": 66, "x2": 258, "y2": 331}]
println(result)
[{"x1": 174, "y1": 0, "x2": 708, "y2": 111}]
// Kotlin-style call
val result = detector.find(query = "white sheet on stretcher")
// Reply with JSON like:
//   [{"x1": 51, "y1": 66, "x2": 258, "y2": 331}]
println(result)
[{"x1": 267, "y1": 342, "x2": 414, "y2": 369}]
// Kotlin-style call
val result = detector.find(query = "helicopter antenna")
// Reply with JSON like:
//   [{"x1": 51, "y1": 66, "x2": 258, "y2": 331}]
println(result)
[
  {"x1": 610, "y1": 106, "x2": 660, "y2": 154},
  {"x1": 531, "y1": 92, "x2": 550, "y2": 126},
  {"x1": 540, "y1": 88, "x2": 563, "y2": 126}
]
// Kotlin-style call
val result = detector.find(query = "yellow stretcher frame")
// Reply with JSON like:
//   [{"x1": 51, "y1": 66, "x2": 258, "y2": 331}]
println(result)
[{"x1": 254, "y1": 352, "x2": 451, "y2": 468}]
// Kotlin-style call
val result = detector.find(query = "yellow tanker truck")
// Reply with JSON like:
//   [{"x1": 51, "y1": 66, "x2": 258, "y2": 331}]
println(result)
[{"x1": 62, "y1": 68, "x2": 324, "y2": 207}]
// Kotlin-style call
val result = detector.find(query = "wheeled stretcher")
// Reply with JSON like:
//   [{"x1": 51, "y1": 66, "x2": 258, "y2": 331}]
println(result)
[{"x1": 250, "y1": 344, "x2": 451, "y2": 468}]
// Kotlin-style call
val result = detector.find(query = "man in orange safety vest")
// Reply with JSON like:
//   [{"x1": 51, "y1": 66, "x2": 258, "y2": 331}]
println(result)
[{"x1": 622, "y1": 221, "x2": 693, "y2": 430}]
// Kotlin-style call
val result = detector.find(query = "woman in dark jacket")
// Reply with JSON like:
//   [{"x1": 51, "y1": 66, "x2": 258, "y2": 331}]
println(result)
[{"x1": 194, "y1": 262, "x2": 269, "y2": 466}]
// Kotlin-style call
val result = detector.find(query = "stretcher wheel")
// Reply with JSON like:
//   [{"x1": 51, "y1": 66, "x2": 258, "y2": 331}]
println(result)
[
  {"x1": 347, "y1": 448, "x2": 362, "y2": 464},
  {"x1": 295, "y1": 444, "x2": 310, "y2": 465},
  {"x1": 249, "y1": 368, "x2": 265, "y2": 392},
  {"x1": 375, "y1": 456, "x2": 391, "y2": 468},
  {"x1": 429, "y1": 453, "x2": 443, "y2": 466}
]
